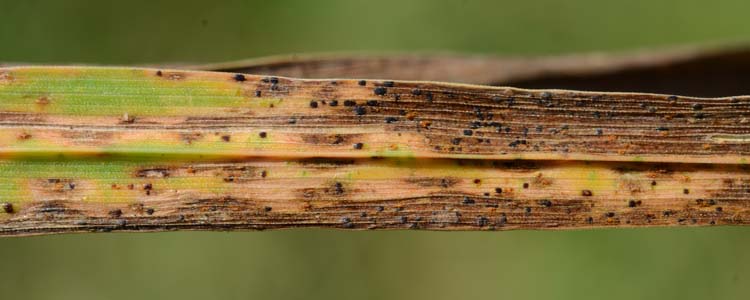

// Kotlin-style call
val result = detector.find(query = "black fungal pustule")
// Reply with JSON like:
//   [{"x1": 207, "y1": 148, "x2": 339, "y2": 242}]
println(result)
[
  {"x1": 333, "y1": 182, "x2": 344, "y2": 195},
  {"x1": 329, "y1": 100, "x2": 338, "y2": 107},
  {"x1": 373, "y1": 87, "x2": 387, "y2": 96},
  {"x1": 259, "y1": 132, "x2": 267, "y2": 138},
  {"x1": 582, "y1": 190, "x2": 593, "y2": 196},
  {"x1": 495, "y1": 187, "x2": 502, "y2": 194},
  {"x1": 1, "y1": 202, "x2": 13, "y2": 213},
  {"x1": 233, "y1": 74, "x2": 246, "y2": 82},
  {"x1": 358, "y1": 80, "x2": 366, "y2": 86},
  {"x1": 309, "y1": 101, "x2": 319, "y2": 108},
  {"x1": 353, "y1": 143, "x2": 363, "y2": 150},
  {"x1": 463, "y1": 130, "x2": 474, "y2": 136},
  {"x1": 462, "y1": 196, "x2": 475, "y2": 204},
  {"x1": 383, "y1": 81, "x2": 395, "y2": 87},
  {"x1": 354, "y1": 106, "x2": 366, "y2": 116},
  {"x1": 108, "y1": 209, "x2": 122, "y2": 218},
  {"x1": 384, "y1": 117, "x2": 397, "y2": 123},
  {"x1": 343, "y1": 100, "x2": 356, "y2": 107},
  {"x1": 340, "y1": 217, "x2": 354, "y2": 228}
]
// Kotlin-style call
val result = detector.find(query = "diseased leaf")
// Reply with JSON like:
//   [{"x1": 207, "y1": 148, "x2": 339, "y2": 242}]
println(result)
[{"x1": 0, "y1": 66, "x2": 747, "y2": 236}]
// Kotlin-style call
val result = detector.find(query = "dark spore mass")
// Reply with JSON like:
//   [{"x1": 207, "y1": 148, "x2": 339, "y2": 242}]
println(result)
[
  {"x1": 374, "y1": 87, "x2": 387, "y2": 96},
  {"x1": 582, "y1": 190, "x2": 593, "y2": 196},
  {"x1": 411, "y1": 89, "x2": 422, "y2": 96},
  {"x1": 233, "y1": 74, "x2": 246, "y2": 82},
  {"x1": 344, "y1": 100, "x2": 356, "y2": 107},
  {"x1": 156, "y1": 70, "x2": 163, "y2": 77},
  {"x1": 366, "y1": 100, "x2": 379, "y2": 106},
  {"x1": 254, "y1": 90, "x2": 261, "y2": 97},
  {"x1": 333, "y1": 182, "x2": 344, "y2": 194},
  {"x1": 451, "y1": 138, "x2": 461, "y2": 145},
  {"x1": 1, "y1": 203, "x2": 13, "y2": 213},
  {"x1": 538, "y1": 200, "x2": 552, "y2": 207},
  {"x1": 259, "y1": 132, "x2": 267, "y2": 138},
  {"x1": 340, "y1": 217, "x2": 354, "y2": 228},
  {"x1": 353, "y1": 143, "x2": 364, "y2": 150},
  {"x1": 656, "y1": 126, "x2": 669, "y2": 131},
  {"x1": 692, "y1": 103, "x2": 703, "y2": 110},
  {"x1": 309, "y1": 101, "x2": 319, "y2": 108},
  {"x1": 463, "y1": 129, "x2": 474, "y2": 136},
  {"x1": 108, "y1": 209, "x2": 122, "y2": 218},
  {"x1": 462, "y1": 196, "x2": 475, "y2": 204},
  {"x1": 358, "y1": 80, "x2": 367, "y2": 86},
  {"x1": 354, "y1": 106, "x2": 366, "y2": 116},
  {"x1": 383, "y1": 81, "x2": 395, "y2": 87},
  {"x1": 329, "y1": 100, "x2": 338, "y2": 107},
  {"x1": 384, "y1": 117, "x2": 397, "y2": 123},
  {"x1": 495, "y1": 187, "x2": 502, "y2": 194},
  {"x1": 270, "y1": 77, "x2": 279, "y2": 84},
  {"x1": 540, "y1": 92, "x2": 552, "y2": 100}
]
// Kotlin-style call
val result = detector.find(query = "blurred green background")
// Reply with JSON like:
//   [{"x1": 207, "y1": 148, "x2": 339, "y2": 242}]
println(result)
[{"x1": 2, "y1": 0, "x2": 750, "y2": 299}]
